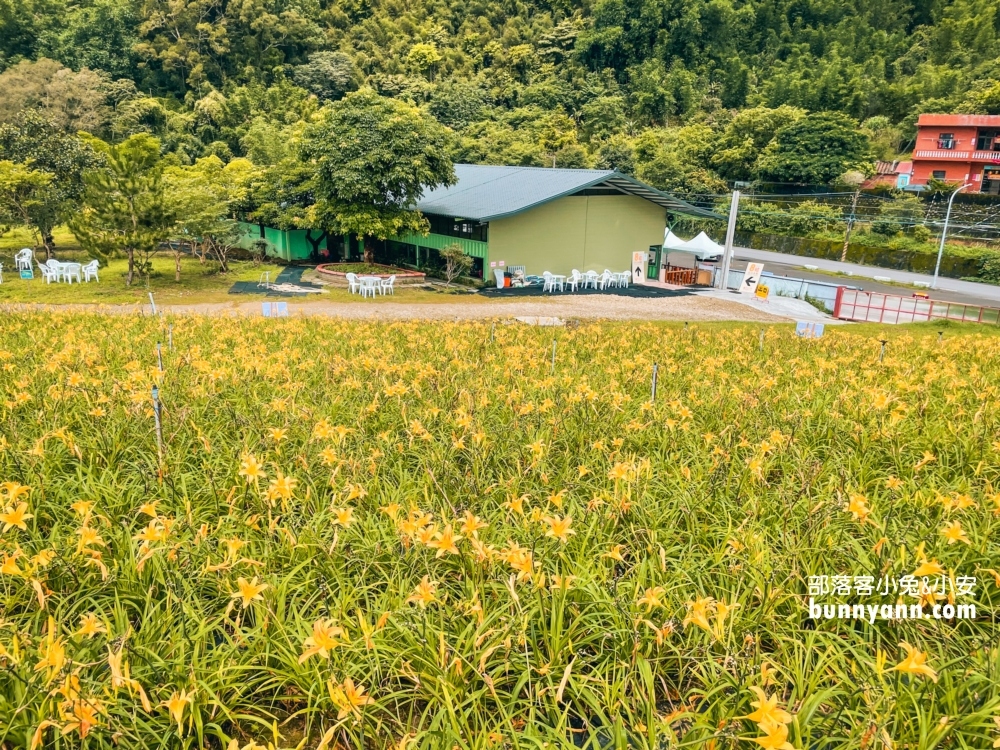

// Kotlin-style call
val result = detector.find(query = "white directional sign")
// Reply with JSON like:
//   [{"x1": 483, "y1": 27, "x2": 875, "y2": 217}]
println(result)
[
  {"x1": 740, "y1": 262, "x2": 764, "y2": 295},
  {"x1": 632, "y1": 251, "x2": 646, "y2": 284}
]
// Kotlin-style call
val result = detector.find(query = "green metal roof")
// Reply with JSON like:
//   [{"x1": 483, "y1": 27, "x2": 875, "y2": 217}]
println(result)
[{"x1": 416, "y1": 164, "x2": 721, "y2": 221}]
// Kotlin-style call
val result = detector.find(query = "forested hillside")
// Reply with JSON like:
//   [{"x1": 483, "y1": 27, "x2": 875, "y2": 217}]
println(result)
[{"x1": 1, "y1": 0, "x2": 1000, "y2": 193}]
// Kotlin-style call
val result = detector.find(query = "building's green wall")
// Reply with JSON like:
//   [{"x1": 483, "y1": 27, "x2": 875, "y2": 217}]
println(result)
[
  {"x1": 396, "y1": 232, "x2": 489, "y2": 260},
  {"x1": 236, "y1": 221, "x2": 324, "y2": 262},
  {"x1": 487, "y1": 195, "x2": 664, "y2": 275}
]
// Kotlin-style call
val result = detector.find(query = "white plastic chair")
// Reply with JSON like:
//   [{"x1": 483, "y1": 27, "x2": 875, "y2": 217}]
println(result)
[
  {"x1": 38, "y1": 262, "x2": 57, "y2": 284},
  {"x1": 15, "y1": 249, "x2": 32, "y2": 272},
  {"x1": 619, "y1": 271, "x2": 630, "y2": 288},
  {"x1": 45, "y1": 259, "x2": 66, "y2": 282},
  {"x1": 62, "y1": 263, "x2": 82, "y2": 284},
  {"x1": 359, "y1": 277, "x2": 378, "y2": 299},
  {"x1": 83, "y1": 260, "x2": 100, "y2": 282},
  {"x1": 381, "y1": 275, "x2": 395, "y2": 295},
  {"x1": 599, "y1": 270, "x2": 614, "y2": 290},
  {"x1": 345, "y1": 272, "x2": 360, "y2": 294},
  {"x1": 567, "y1": 270, "x2": 582, "y2": 292},
  {"x1": 542, "y1": 272, "x2": 554, "y2": 293}
]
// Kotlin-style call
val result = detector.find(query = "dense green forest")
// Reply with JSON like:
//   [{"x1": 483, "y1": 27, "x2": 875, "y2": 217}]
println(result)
[{"x1": 3, "y1": 0, "x2": 1000, "y2": 188}]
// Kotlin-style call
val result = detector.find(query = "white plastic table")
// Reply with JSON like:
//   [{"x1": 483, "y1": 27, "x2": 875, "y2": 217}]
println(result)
[
  {"x1": 358, "y1": 276, "x2": 381, "y2": 298},
  {"x1": 547, "y1": 274, "x2": 566, "y2": 292}
]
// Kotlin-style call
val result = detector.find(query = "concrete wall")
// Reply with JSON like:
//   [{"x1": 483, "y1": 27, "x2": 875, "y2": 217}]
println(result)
[
  {"x1": 487, "y1": 195, "x2": 665, "y2": 275},
  {"x1": 236, "y1": 221, "x2": 325, "y2": 262}
]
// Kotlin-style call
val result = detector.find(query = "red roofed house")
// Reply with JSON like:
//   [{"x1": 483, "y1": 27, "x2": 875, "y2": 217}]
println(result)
[
  {"x1": 863, "y1": 160, "x2": 912, "y2": 189},
  {"x1": 911, "y1": 114, "x2": 1000, "y2": 193}
]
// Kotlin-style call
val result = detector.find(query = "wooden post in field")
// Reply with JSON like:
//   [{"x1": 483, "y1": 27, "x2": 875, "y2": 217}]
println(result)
[
  {"x1": 759, "y1": 328, "x2": 765, "y2": 352},
  {"x1": 168, "y1": 324, "x2": 173, "y2": 350},
  {"x1": 550, "y1": 339, "x2": 556, "y2": 375},
  {"x1": 156, "y1": 342, "x2": 163, "y2": 372},
  {"x1": 651, "y1": 363, "x2": 658, "y2": 402}
]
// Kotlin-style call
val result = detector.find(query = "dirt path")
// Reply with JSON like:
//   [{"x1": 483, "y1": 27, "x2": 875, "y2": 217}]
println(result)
[{"x1": 3, "y1": 295, "x2": 787, "y2": 321}]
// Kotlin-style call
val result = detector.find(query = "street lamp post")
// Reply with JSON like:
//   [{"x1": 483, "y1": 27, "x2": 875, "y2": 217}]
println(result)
[{"x1": 931, "y1": 182, "x2": 972, "y2": 289}]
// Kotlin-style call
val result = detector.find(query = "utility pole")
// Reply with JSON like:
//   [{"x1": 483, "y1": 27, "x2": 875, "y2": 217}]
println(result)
[
  {"x1": 841, "y1": 186, "x2": 861, "y2": 262},
  {"x1": 931, "y1": 182, "x2": 971, "y2": 289},
  {"x1": 716, "y1": 189, "x2": 741, "y2": 289}
]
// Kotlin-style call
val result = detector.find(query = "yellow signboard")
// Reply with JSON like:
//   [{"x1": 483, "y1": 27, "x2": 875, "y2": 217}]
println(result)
[{"x1": 755, "y1": 284, "x2": 769, "y2": 299}]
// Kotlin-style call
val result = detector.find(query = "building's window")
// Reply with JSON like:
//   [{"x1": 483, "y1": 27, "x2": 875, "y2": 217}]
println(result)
[
  {"x1": 976, "y1": 130, "x2": 1000, "y2": 150},
  {"x1": 426, "y1": 214, "x2": 489, "y2": 242},
  {"x1": 931, "y1": 170, "x2": 947, "y2": 180},
  {"x1": 937, "y1": 133, "x2": 955, "y2": 149}
]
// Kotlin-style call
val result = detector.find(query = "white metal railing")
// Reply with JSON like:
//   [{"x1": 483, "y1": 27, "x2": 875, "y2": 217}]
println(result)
[{"x1": 914, "y1": 149, "x2": 970, "y2": 159}]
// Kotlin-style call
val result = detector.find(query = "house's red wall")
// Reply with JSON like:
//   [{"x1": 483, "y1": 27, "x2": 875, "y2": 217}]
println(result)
[
  {"x1": 914, "y1": 124, "x2": 978, "y2": 154},
  {"x1": 911, "y1": 162, "x2": 975, "y2": 185}
]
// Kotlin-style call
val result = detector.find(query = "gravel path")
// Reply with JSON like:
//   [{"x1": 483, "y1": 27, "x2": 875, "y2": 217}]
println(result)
[
  {"x1": 292, "y1": 296, "x2": 786, "y2": 321},
  {"x1": 2, "y1": 295, "x2": 787, "y2": 321}
]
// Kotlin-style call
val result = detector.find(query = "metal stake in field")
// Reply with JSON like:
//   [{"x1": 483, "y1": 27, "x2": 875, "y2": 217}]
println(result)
[
  {"x1": 156, "y1": 342, "x2": 163, "y2": 372},
  {"x1": 759, "y1": 328, "x2": 765, "y2": 352},
  {"x1": 148, "y1": 292, "x2": 157, "y2": 316},
  {"x1": 168, "y1": 324, "x2": 173, "y2": 350},
  {"x1": 651, "y1": 363, "x2": 658, "y2": 402},
  {"x1": 151, "y1": 385, "x2": 164, "y2": 462},
  {"x1": 550, "y1": 339, "x2": 557, "y2": 375},
  {"x1": 879, "y1": 339, "x2": 888, "y2": 362},
  {"x1": 491, "y1": 322, "x2": 495, "y2": 342}
]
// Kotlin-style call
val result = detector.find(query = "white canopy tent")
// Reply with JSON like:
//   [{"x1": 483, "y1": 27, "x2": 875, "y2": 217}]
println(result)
[{"x1": 662, "y1": 229, "x2": 724, "y2": 260}]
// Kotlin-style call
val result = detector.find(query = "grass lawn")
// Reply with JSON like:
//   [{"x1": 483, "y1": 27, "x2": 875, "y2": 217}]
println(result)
[{"x1": 0, "y1": 228, "x2": 489, "y2": 306}]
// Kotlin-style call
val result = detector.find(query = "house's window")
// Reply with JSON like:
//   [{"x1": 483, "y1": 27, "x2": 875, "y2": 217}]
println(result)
[
  {"x1": 976, "y1": 130, "x2": 1000, "y2": 150},
  {"x1": 931, "y1": 170, "x2": 947, "y2": 180},
  {"x1": 937, "y1": 133, "x2": 955, "y2": 149}
]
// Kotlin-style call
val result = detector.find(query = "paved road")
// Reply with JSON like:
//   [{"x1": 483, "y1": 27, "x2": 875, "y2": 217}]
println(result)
[{"x1": 730, "y1": 247, "x2": 1000, "y2": 308}]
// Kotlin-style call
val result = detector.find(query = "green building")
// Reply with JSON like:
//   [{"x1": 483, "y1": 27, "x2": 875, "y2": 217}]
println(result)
[
  {"x1": 384, "y1": 164, "x2": 717, "y2": 280},
  {"x1": 237, "y1": 164, "x2": 716, "y2": 278}
]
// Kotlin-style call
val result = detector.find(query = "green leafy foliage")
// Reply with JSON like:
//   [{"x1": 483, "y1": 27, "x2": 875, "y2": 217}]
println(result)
[
  {"x1": 0, "y1": 111, "x2": 99, "y2": 254},
  {"x1": 440, "y1": 241, "x2": 473, "y2": 285},
  {"x1": 301, "y1": 89, "x2": 455, "y2": 258},
  {"x1": 69, "y1": 133, "x2": 174, "y2": 285},
  {"x1": 756, "y1": 112, "x2": 874, "y2": 185}
]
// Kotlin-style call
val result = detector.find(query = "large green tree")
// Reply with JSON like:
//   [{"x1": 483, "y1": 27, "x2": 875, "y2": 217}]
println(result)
[
  {"x1": 0, "y1": 58, "x2": 112, "y2": 134},
  {"x1": 69, "y1": 133, "x2": 174, "y2": 286},
  {"x1": 163, "y1": 155, "x2": 258, "y2": 277},
  {"x1": 0, "y1": 160, "x2": 53, "y2": 245},
  {"x1": 0, "y1": 111, "x2": 99, "y2": 256},
  {"x1": 709, "y1": 106, "x2": 805, "y2": 182},
  {"x1": 755, "y1": 112, "x2": 874, "y2": 185},
  {"x1": 300, "y1": 89, "x2": 455, "y2": 262}
]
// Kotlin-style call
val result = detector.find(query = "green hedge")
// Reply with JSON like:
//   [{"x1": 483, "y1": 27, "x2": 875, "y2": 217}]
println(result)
[{"x1": 735, "y1": 232, "x2": 990, "y2": 280}]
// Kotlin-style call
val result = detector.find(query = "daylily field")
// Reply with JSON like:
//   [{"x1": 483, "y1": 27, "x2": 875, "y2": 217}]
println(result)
[{"x1": 0, "y1": 313, "x2": 998, "y2": 750}]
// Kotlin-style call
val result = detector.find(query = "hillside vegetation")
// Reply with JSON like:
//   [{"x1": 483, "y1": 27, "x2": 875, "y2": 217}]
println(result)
[{"x1": 3, "y1": 0, "x2": 1000, "y2": 190}]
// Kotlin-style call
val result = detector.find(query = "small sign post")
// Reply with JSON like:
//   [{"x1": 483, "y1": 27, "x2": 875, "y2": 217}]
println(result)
[
  {"x1": 632, "y1": 251, "x2": 646, "y2": 285},
  {"x1": 740, "y1": 262, "x2": 764, "y2": 295}
]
